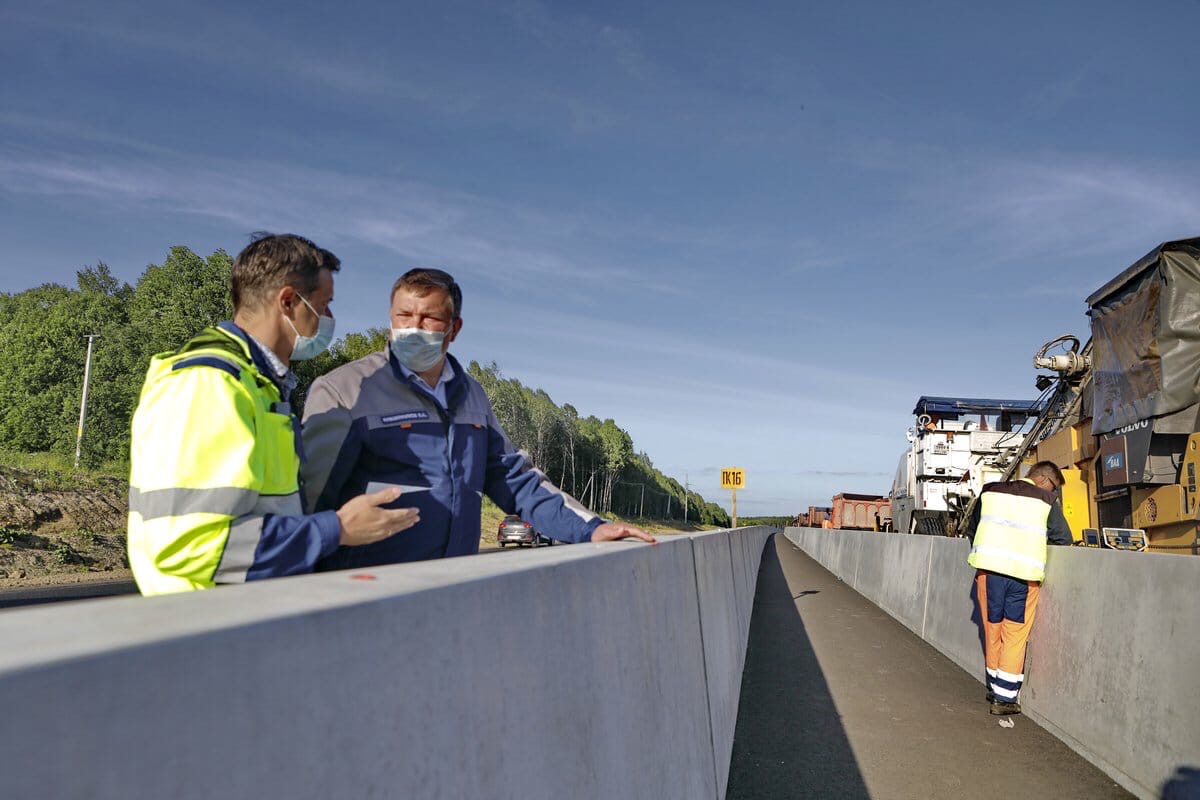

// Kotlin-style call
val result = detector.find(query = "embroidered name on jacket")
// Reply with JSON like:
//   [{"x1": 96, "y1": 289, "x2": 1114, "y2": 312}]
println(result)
[{"x1": 381, "y1": 410, "x2": 431, "y2": 424}]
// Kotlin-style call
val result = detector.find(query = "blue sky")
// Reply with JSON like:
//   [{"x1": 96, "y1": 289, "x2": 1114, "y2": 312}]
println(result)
[{"x1": 3, "y1": 0, "x2": 1200, "y2": 515}]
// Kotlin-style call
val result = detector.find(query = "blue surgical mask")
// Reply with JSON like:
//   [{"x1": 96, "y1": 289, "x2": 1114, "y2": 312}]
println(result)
[
  {"x1": 287, "y1": 294, "x2": 335, "y2": 361},
  {"x1": 390, "y1": 327, "x2": 446, "y2": 372}
]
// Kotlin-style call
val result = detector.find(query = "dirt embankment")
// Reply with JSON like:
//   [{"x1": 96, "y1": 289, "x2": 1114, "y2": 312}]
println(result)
[
  {"x1": 0, "y1": 466, "x2": 710, "y2": 590},
  {"x1": 0, "y1": 468, "x2": 130, "y2": 588}
]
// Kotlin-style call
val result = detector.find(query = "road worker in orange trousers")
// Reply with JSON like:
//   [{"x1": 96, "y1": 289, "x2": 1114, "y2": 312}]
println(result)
[{"x1": 963, "y1": 461, "x2": 1074, "y2": 715}]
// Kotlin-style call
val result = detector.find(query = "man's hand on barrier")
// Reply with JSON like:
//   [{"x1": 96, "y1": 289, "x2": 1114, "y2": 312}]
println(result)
[
  {"x1": 592, "y1": 523, "x2": 656, "y2": 544},
  {"x1": 337, "y1": 488, "x2": 421, "y2": 546}
]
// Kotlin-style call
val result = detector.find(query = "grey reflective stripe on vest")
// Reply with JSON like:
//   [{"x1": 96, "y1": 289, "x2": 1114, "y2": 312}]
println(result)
[
  {"x1": 255, "y1": 493, "x2": 303, "y2": 516},
  {"x1": 130, "y1": 486, "x2": 302, "y2": 583},
  {"x1": 979, "y1": 514, "x2": 1046, "y2": 536},
  {"x1": 129, "y1": 486, "x2": 258, "y2": 521},
  {"x1": 212, "y1": 514, "x2": 262, "y2": 583},
  {"x1": 129, "y1": 488, "x2": 303, "y2": 520},
  {"x1": 969, "y1": 543, "x2": 1045, "y2": 571},
  {"x1": 210, "y1": 494, "x2": 303, "y2": 583}
]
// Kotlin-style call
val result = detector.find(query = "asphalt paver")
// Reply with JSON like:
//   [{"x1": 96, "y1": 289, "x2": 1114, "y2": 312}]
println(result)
[{"x1": 726, "y1": 535, "x2": 1132, "y2": 800}]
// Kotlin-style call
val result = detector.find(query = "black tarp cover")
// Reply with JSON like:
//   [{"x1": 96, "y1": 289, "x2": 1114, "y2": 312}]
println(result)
[{"x1": 1087, "y1": 237, "x2": 1200, "y2": 435}]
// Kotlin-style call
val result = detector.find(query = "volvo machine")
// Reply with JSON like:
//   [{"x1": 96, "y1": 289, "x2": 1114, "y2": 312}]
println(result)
[{"x1": 948, "y1": 237, "x2": 1200, "y2": 555}]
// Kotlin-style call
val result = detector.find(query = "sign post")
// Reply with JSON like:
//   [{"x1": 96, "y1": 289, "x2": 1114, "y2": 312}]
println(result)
[{"x1": 720, "y1": 467, "x2": 745, "y2": 528}]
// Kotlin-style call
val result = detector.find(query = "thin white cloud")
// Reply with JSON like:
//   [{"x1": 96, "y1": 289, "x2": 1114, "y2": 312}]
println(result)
[
  {"x1": 0, "y1": 143, "x2": 727, "y2": 307},
  {"x1": 849, "y1": 140, "x2": 1200, "y2": 264},
  {"x1": 504, "y1": 0, "x2": 656, "y2": 81},
  {"x1": 4, "y1": 6, "x2": 478, "y2": 116},
  {"x1": 5, "y1": 2, "x2": 656, "y2": 129},
  {"x1": 470, "y1": 304, "x2": 918, "y2": 401},
  {"x1": 1021, "y1": 62, "x2": 1097, "y2": 119},
  {"x1": 962, "y1": 155, "x2": 1200, "y2": 257}
]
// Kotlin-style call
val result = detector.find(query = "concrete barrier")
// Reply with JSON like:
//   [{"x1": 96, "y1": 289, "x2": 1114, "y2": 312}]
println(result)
[
  {"x1": 919, "y1": 535, "x2": 986, "y2": 673},
  {"x1": 784, "y1": 526, "x2": 1200, "y2": 800},
  {"x1": 0, "y1": 527, "x2": 773, "y2": 800}
]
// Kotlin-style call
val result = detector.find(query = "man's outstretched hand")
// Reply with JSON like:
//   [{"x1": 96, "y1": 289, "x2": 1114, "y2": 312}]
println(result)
[
  {"x1": 336, "y1": 487, "x2": 420, "y2": 546},
  {"x1": 591, "y1": 522, "x2": 656, "y2": 544}
]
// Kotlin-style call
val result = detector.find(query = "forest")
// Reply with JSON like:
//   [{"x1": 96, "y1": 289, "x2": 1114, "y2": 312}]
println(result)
[{"x1": 0, "y1": 246, "x2": 730, "y2": 526}]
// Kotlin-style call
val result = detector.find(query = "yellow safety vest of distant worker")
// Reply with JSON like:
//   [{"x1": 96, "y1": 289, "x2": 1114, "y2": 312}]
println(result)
[
  {"x1": 721, "y1": 467, "x2": 744, "y2": 528},
  {"x1": 967, "y1": 478, "x2": 1052, "y2": 581}
]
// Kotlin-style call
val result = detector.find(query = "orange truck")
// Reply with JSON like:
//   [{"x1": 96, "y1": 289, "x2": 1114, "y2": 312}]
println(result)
[{"x1": 831, "y1": 493, "x2": 891, "y2": 531}]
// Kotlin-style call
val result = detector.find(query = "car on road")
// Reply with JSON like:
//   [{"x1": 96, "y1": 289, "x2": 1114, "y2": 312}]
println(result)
[{"x1": 496, "y1": 515, "x2": 554, "y2": 547}]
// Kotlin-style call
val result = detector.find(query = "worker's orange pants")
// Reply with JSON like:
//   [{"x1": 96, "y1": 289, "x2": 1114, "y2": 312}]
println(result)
[{"x1": 975, "y1": 570, "x2": 1040, "y2": 702}]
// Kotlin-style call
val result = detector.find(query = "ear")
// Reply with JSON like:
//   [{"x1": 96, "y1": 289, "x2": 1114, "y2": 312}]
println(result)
[
  {"x1": 447, "y1": 317, "x2": 464, "y2": 343},
  {"x1": 275, "y1": 284, "x2": 299, "y2": 315}
]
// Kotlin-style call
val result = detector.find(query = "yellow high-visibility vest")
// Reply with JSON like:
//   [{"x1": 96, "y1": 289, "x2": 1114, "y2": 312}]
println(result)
[
  {"x1": 968, "y1": 479, "x2": 1051, "y2": 581},
  {"x1": 127, "y1": 326, "x2": 302, "y2": 596}
]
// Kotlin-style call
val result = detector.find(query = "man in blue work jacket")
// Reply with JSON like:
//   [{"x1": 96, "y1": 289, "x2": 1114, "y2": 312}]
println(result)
[{"x1": 301, "y1": 268, "x2": 654, "y2": 569}]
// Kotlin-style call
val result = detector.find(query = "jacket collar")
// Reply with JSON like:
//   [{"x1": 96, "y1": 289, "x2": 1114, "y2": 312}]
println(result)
[
  {"x1": 214, "y1": 321, "x2": 296, "y2": 397},
  {"x1": 388, "y1": 349, "x2": 469, "y2": 409}
]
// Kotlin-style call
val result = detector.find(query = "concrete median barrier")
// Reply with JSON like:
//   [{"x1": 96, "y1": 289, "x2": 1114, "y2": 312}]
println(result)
[
  {"x1": 688, "y1": 528, "x2": 772, "y2": 794},
  {"x1": 919, "y1": 536, "x2": 985, "y2": 673},
  {"x1": 784, "y1": 526, "x2": 1200, "y2": 800},
  {"x1": 0, "y1": 527, "x2": 773, "y2": 800}
]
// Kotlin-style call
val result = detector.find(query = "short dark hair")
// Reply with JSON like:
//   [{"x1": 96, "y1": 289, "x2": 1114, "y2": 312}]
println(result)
[
  {"x1": 231, "y1": 233, "x2": 340, "y2": 312},
  {"x1": 390, "y1": 268, "x2": 462, "y2": 320},
  {"x1": 1028, "y1": 461, "x2": 1065, "y2": 489}
]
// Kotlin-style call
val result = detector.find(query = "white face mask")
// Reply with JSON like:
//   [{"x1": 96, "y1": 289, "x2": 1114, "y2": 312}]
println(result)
[
  {"x1": 288, "y1": 294, "x2": 335, "y2": 361},
  {"x1": 390, "y1": 327, "x2": 446, "y2": 372}
]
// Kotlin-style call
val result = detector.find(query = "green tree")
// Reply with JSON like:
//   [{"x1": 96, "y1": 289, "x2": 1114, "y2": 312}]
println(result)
[
  {"x1": 469, "y1": 362, "x2": 535, "y2": 454},
  {"x1": 127, "y1": 246, "x2": 233, "y2": 364},
  {"x1": 0, "y1": 282, "x2": 80, "y2": 454},
  {"x1": 0, "y1": 265, "x2": 133, "y2": 465},
  {"x1": 117, "y1": 247, "x2": 234, "y2": 464},
  {"x1": 293, "y1": 327, "x2": 389, "y2": 414},
  {"x1": 597, "y1": 419, "x2": 633, "y2": 513},
  {"x1": 529, "y1": 388, "x2": 564, "y2": 476},
  {"x1": 703, "y1": 502, "x2": 732, "y2": 527},
  {"x1": 0, "y1": 248, "x2": 235, "y2": 467}
]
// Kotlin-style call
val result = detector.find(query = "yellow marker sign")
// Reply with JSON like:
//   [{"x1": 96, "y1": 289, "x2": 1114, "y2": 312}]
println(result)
[
  {"x1": 721, "y1": 467, "x2": 744, "y2": 528},
  {"x1": 721, "y1": 468, "x2": 745, "y2": 490}
]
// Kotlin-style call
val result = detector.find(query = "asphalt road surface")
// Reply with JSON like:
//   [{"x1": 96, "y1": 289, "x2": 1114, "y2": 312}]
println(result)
[
  {"x1": 726, "y1": 535, "x2": 1133, "y2": 800},
  {"x1": 0, "y1": 547, "x2": 515, "y2": 609},
  {"x1": 0, "y1": 579, "x2": 138, "y2": 609}
]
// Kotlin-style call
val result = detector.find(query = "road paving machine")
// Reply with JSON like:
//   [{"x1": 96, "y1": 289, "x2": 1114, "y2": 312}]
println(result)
[{"x1": 980, "y1": 237, "x2": 1200, "y2": 555}]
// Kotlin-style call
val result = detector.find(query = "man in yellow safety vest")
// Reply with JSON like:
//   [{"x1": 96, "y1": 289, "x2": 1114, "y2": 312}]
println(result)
[
  {"x1": 964, "y1": 460, "x2": 1074, "y2": 715},
  {"x1": 127, "y1": 233, "x2": 420, "y2": 595}
]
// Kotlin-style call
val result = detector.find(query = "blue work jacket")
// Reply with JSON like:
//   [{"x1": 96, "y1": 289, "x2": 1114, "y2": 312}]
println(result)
[{"x1": 301, "y1": 351, "x2": 601, "y2": 569}]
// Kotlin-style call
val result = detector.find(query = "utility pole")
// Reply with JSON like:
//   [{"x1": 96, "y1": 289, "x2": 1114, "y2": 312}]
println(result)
[
  {"x1": 74, "y1": 334, "x2": 99, "y2": 469},
  {"x1": 580, "y1": 472, "x2": 595, "y2": 510},
  {"x1": 638, "y1": 483, "x2": 645, "y2": 518},
  {"x1": 683, "y1": 473, "x2": 689, "y2": 527}
]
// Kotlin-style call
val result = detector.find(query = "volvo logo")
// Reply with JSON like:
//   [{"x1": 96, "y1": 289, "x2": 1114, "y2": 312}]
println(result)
[{"x1": 1114, "y1": 420, "x2": 1150, "y2": 435}]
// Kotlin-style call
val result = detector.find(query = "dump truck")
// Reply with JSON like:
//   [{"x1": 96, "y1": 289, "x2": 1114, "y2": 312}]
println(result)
[{"x1": 830, "y1": 493, "x2": 891, "y2": 531}]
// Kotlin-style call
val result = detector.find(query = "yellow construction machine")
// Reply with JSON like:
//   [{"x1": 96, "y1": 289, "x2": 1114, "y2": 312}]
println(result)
[{"x1": 969, "y1": 237, "x2": 1200, "y2": 555}]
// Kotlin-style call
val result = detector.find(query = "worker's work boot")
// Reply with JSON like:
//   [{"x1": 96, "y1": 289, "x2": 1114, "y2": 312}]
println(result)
[{"x1": 989, "y1": 700, "x2": 1021, "y2": 716}]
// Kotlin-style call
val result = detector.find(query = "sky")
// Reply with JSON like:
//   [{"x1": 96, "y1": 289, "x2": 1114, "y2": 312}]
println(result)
[{"x1": 3, "y1": 0, "x2": 1200, "y2": 516}]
